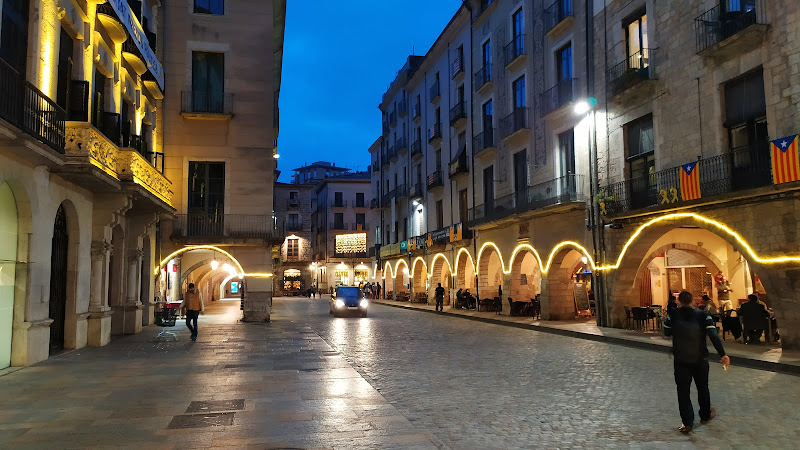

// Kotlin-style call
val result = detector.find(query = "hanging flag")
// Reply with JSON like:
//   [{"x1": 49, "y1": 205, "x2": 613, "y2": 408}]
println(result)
[
  {"x1": 679, "y1": 161, "x2": 701, "y2": 201},
  {"x1": 770, "y1": 134, "x2": 800, "y2": 184}
]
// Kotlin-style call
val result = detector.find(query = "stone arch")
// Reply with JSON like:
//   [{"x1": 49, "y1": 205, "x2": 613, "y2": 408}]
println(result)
[
  {"x1": 478, "y1": 246, "x2": 503, "y2": 299},
  {"x1": 456, "y1": 249, "x2": 475, "y2": 292},
  {"x1": 382, "y1": 262, "x2": 393, "y2": 299},
  {"x1": 394, "y1": 260, "x2": 409, "y2": 294},
  {"x1": 609, "y1": 219, "x2": 757, "y2": 328},
  {"x1": 52, "y1": 200, "x2": 81, "y2": 350},
  {"x1": 430, "y1": 255, "x2": 452, "y2": 305},
  {"x1": 542, "y1": 248, "x2": 586, "y2": 320},
  {"x1": 510, "y1": 249, "x2": 542, "y2": 301},
  {"x1": 411, "y1": 258, "x2": 427, "y2": 298}
]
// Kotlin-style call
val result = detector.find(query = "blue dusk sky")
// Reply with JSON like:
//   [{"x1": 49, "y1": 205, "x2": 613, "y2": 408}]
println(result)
[{"x1": 277, "y1": 0, "x2": 462, "y2": 182}]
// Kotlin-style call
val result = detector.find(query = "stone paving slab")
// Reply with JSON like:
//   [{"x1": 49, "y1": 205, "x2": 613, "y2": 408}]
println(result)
[{"x1": 373, "y1": 299, "x2": 800, "y2": 375}]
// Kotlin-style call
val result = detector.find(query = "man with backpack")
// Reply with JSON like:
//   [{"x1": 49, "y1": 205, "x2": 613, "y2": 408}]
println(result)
[{"x1": 664, "y1": 290, "x2": 730, "y2": 433}]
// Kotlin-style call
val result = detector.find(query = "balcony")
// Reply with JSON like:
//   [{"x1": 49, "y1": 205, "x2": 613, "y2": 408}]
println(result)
[
  {"x1": 427, "y1": 170, "x2": 444, "y2": 191},
  {"x1": 430, "y1": 80, "x2": 440, "y2": 103},
  {"x1": 122, "y1": 133, "x2": 147, "y2": 158},
  {"x1": 449, "y1": 101, "x2": 468, "y2": 128},
  {"x1": 354, "y1": 198, "x2": 368, "y2": 208},
  {"x1": 452, "y1": 57, "x2": 464, "y2": 80},
  {"x1": 171, "y1": 214, "x2": 281, "y2": 242},
  {"x1": 382, "y1": 120, "x2": 389, "y2": 135},
  {"x1": 544, "y1": 0, "x2": 575, "y2": 35},
  {"x1": 449, "y1": 148, "x2": 469, "y2": 179},
  {"x1": 598, "y1": 143, "x2": 773, "y2": 216},
  {"x1": 286, "y1": 222, "x2": 304, "y2": 232},
  {"x1": 387, "y1": 184, "x2": 407, "y2": 200},
  {"x1": 398, "y1": 101, "x2": 407, "y2": 118},
  {"x1": 695, "y1": 0, "x2": 768, "y2": 57},
  {"x1": 352, "y1": 222, "x2": 367, "y2": 231},
  {"x1": 372, "y1": 161, "x2": 381, "y2": 173},
  {"x1": 396, "y1": 137, "x2": 408, "y2": 155},
  {"x1": 411, "y1": 139, "x2": 423, "y2": 159},
  {"x1": 330, "y1": 221, "x2": 347, "y2": 230},
  {"x1": 409, "y1": 183, "x2": 424, "y2": 201},
  {"x1": 181, "y1": 91, "x2": 233, "y2": 118},
  {"x1": 504, "y1": 34, "x2": 526, "y2": 68},
  {"x1": 539, "y1": 78, "x2": 576, "y2": 117},
  {"x1": 473, "y1": 128, "x2": 496, "y2": 158},
  {"x1": 389, "y1": 110, "x2": 397, "y2": 126},
  {"x1": 412, "y1": 103, "x2": 421, "y2": 121},
  {"x1": 607, "y1": 48, "x2": 658, "y2": 99},
  {"x1": 474, "y1": 0, "x2": 497, "y2": 27},
  {"x1": 474, "y1": 66, "x2": 492, "y2": 93},
  {"x1": 427, "y1": 122, "x2": 443, "y2": 144},
  {"x1": 468, "y1": 175, "x2": 585, "y2": 227},
  {"x1": 500, "y1": 107, "x2": 530, "y2": 140},
  {"x1": 332, "y1": 200, "x2": 348, "y2": 208},
  {"x1": 0, "y1": 57, "x2": 66, "y2": 153},
  {"x1": 370, "y1": 198, "x2": 379, "y2": 209},
  {"x1": 287, "y1": 199, "x2": 300, "y2": 208},
  {"x1": 389, "y1": 144, "x2": 398, "y2": 162},
  {"x1": 382, "y1": 150, "x2": 390, "y2": 167}
]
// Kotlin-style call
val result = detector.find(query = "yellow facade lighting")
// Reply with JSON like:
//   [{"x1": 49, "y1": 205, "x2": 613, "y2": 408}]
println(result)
[
  {"x1": 543, "y1": 241, "x2": 596, "y2": 273},
  {"x1": 428, "y1": 253, "x2": 453, "y2": 279},
  {"x1": 411, "y1": 256, "x2": 427, "y2": 278},
  {"x1": 394, "y1": 259, "x2": 409, "y2": 278},
  {"x1": 476, "y1": 241, "x2": 506, "y2": 275},
  {"x1": 454, "y1": 248, "x2": 475, "y2": 277},
  {"x1": 155, "y1": 245, "x2": 245, "y2": 275},
  {"x1": 383, "y1": 261, "x2": 394, "y2": 278},
  {"x1": 245, "y1": 273, "x2": 274, "y2": 278},
  {"x1": 508, "y1": 244, "x2": 545, "y2": 275}
]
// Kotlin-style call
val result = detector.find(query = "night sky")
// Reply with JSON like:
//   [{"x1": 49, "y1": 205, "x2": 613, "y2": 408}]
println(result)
[{"x1": 277, "y1": 0, "x2": 461, "y2": 181}]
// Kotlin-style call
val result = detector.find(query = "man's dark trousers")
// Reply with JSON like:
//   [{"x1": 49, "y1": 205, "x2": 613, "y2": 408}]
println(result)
[
  {"x1": 186, "y1": 310, "x2": 200, "y2": 338},
  {"x1": 674, "y1": 359, "x2": 711, "y2": 426},
  {"x1": 435, "y1": 297, "x2": 443, "y2": 311}
]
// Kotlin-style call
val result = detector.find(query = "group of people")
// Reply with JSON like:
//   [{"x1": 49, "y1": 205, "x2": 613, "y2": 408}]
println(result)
[
  {"x1": 665, "y1": 291, "x2": 776, "y2": 344},
  {"x1": 360, "y1": 282, "x2": 382, "y2": 299},
  {"x1": 453, "y1": 288, "x2": 477, "y2": 310}
]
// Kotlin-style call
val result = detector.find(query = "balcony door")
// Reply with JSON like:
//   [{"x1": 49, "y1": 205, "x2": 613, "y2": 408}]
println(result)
[
  {"x1": 0, "y1": 0, "x2": 30, "y2": 74},
  {"x1": 188, "y1": 161, "x2": 225, "y2": 236},
  {"x1": 56, "y1": 28, "x2": 74, "y2": 112},
  {"x1": 513, "y1": 150, "x2": 527, "y2": 208},
  {"x1": 725, "y1": 70, "x2": 769, "y2": 190},
  {"x1": 625, "y1": 115, "x2": 655, "y2": 208},
  {"x1": 623, "y1": 9, "x2": 649, "y2": 71},
  {"x1": 483, "y1": 166, "x2": 494, "y2": 213},
  {"x1": 558, "y1": 130, "x2": 576, "y2": 199},
  {"x1": 191, "y1": 51, "x2": 224, "y2": 113}
]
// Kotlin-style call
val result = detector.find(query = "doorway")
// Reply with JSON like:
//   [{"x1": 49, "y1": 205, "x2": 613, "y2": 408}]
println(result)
[
  {"x1": 48, "y1": 205, "x2": 68, "y2": 354},
  {"x1": 0, "y1": 183, "x2": 18, "y2": 368}
]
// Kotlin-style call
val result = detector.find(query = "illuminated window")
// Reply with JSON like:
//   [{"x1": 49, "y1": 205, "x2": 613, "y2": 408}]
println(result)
[{"x1": 287, "y1": 238, "x2": 299, "y2": 260}]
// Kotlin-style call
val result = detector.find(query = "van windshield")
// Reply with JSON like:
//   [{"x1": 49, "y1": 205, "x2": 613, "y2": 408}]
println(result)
[{"x1": 337, "y1": 287, "x2": 360, "y2": 299}]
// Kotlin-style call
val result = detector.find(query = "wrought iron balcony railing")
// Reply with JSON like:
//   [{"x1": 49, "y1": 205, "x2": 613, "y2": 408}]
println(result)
[
  {"x1": 172, "y1": 214, "x2": 282, "y2": 240},
  {"x1": 428, "y1": 122, "x2": 443, "y2": 143},
  {"x1": 500, "y1": 107, "x2": 529, "y2": 139},
  {"x1": 449, "y1": 150, "x2": 469, "y2": 178},
  {"x1": 411, "y1": 139, "x2": 423, "y2": 158},
  {"x1": 181, "y1": 91, "x2": 233, "y2": 115},
  {"x1": 695, "y1": 0, "x2": 767, "y2": 54},
  {"x1": 598, "y1": 143, "x2": 772, "y2": 215},
  {"x1": 427, "y1": 170, "x2": 444, "y2": 190},
  {"x1": 412, "y1": 103, "x2": 421, "y2": 120},
  {"x1": 430, "y1": 80, "x2": 440, "y2": 102},
  {"x1": 409, "y1": 182, "x2": 424, "y2": 201},
  {"x1": 387, "y1": 184, "x2": 407, "y2": 200},
  {"x1": 474, "y1": 65, "x2": 492, "y2": 90},
  {"x1": 473, "y1": 128, "x2": 496, "y2": 156},
  {"x1": 0, "y1": 57, "x2": 66, "y2": 152},
  {"x1": 398, "y1": 101, "x2": 407, "y2": 117},
  {"x1": 469, "y1": 175, "x2": 585, "y2": 226},
  {"x1": 330, "y1": 222, "x2": 347, "y2": 230},
  {"x1": 389, "y1": 110, "x2": 397, "y2": 126},
  {"x1": 607, "y1": 48, "x2": 657, "y2": 96},
  {"x1": 539, "y1": 78, "x2": 576, "y2": 116},
  {"x1": 452, "y1": 57, "x2": 464, "y2": 79},
  {"x1": 504, "y1": 34, "x2": 526, "y2": 66},
  {"x1": 396, "y1": 136, "x2": 407, "y2": 154},
  {"x1": 449, "y1": 101, "x2": 468, "y2": 126},
  {"x1": 543, "y1": 0, "x2": 574, "y2": 34}
]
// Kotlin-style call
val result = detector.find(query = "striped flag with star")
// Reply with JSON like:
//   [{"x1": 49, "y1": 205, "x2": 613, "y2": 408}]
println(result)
[
  {"x1": 770, "y1": 135, "x2": 800, "y2": 184},
  {"x1": 679, "y1": 161, "x2": 701, "y2": 201}
]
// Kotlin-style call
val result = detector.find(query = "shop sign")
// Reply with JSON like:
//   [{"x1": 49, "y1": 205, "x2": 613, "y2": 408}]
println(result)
[
  {"x1": 399, "y1": 240, "x2": 408, "y2": 250},
  {"x1": 408, "y1": 236, "x2": 426, "y2": 251},
  {"x1": 426, "y1": 227, "x2": 450, "y2": 247},
  {"x1": 380, "y1": 243, "x2": 400, "y2": 258},
  {"x1": 107, "y1": 0, "x2": 164, "y2": 90}
]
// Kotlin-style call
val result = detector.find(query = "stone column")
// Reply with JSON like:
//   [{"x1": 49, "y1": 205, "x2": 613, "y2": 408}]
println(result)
[
  {"x1": 87, "y1": 241, "x2": 112, "y2": 346},
  {"x1": 121, "y1": 251, "x2": 144, "y2": 334}
]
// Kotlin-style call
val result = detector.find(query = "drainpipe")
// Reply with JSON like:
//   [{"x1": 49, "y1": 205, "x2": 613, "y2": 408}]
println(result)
[{"x1": 461, "y1": 1, "x2": 479, "y2": 302}]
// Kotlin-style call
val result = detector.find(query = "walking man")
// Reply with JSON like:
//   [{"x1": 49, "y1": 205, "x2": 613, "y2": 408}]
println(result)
[
  {"x1": 664, "y1": 290, "x2": 730, "y2": 433},
  {"x1": 435, "y1": 283, "x2": 445, "y2": 312},
  {"x1": 181, "y1": 283, "x2": 204, "y2": 341}
]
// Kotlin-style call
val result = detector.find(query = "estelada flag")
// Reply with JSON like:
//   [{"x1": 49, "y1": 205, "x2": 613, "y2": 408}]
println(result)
[
  {"x1": 770, "y1": 134, "x2": 800, "y2": 184},
  {"x1": 679, "y1": 161, "x2": 701, "y2": 201}
]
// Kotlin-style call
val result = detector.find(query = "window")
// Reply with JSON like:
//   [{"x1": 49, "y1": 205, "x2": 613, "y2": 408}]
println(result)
[
  {"x1": 334, "y1": 213, "x2": 344, "y2": 229},
  {"x1": 355, "y1": 192, "x2": 365, "y2": 207},
  {"x1": 394, "y1": 221, "x2": 399, "y2": 243},
  {"x1": 435, "y1": 107, "x2": 441, "y2": 125},
  {"x1": 483, "y1": 40, "x2": 491, "y2": 69},
  {"x1": 558, "y1": 129, "x2": 575, "y2": 177},
  {"x1": 625, "y1": 115, "x2": 655, "y2": 208},
  {"x1": 513, "y1": 150, "x2": 527, "y2": 204},
  {"x1": 435, "y1": 149, "x2": 442, "y2": 170},
  {"x1": 513, "y1": 8, "x2": 524, "y2": 37},
  {"x1": 483, "y1": 100, "x2": 493, "y2": 129},
  {"x1": 194, "y1": 0, "x2": 223, "y2": 15},
  {"x1": 557, "y1": 44, "x2": 572, "y2": 81},
  {"x1": 513, "y1": 76, "x2": 526, "y2": 108},
  {"x1": 287, "y1": 213, "x2": 300, "y2": 230},
  {"x1": 0, "y1": 0, "x2": 30, "y2": 73},
  {"x1": 356, "y1": 213, "x2": 366, "y2": 229},
  {"x1": 457, "y1": 84, "x2": 465, "y2": 104},
  {"x1": 459, "y1": 189, "x2": 469, "y2": 224},
  {"x1": 483, "y1": 166, "x2": 494, "y2": 206},
  {"x1": 191, "y1": 51, "x2": 224, "y2": 112},
  {"x1": 724, "y1": 70, "x2": 769, "y2": 189},
  {"x1": 286, "y1": 238, "x2": 299, "y2": 259},
  {"x1": 56, "y1": 28, "x2": 74, "y2": 111},
  {"x1": 623, "y1": 9, "x2": 649, "y2": 66},
  {"x1": 289, "y1": 191, "x2": 298, "y2": 206},
  {"x1": 188, "y1": 162, "x2": 225, "y2": 216},
  {"x1": 436, "y1": 200, "x2": 444, "y2": 229},
  {"x1": 334, "y1": 192, "x2": 343, "y2": 207}
]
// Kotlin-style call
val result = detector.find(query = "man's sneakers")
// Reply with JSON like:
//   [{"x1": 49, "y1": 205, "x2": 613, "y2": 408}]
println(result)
[
  {"x1": 700, "y1": 408, "x2": 716, "y2": 424},
  {"x1": 191, "y1": 335, "x2": 197, "y2": 341},
  {"x1": 678, "y1": 424, "x2": 693, "y2": 433}
]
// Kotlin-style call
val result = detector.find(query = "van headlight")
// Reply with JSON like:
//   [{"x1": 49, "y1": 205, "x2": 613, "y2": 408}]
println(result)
[
  {"x1": 359, "y1": 299, "x2": 369, "y2": 308},
  {"x1": 335, "y1": 299, "x2": 345, "y2": 308}
]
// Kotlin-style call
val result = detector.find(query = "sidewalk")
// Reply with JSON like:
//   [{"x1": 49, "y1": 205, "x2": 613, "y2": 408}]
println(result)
[{"x1": 373, "y1": 299, "x2": 800, "y2": 375}]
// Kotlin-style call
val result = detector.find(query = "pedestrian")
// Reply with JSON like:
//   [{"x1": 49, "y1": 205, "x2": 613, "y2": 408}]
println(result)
[
  {"x1": 377, "y1": 283, "x2": 382, "y2": 299},
  {"x1": 181, "y1": 283, "x2": 204, "y2": 341},
  {"x1": 664, "y1": 290, "x2": 730, "y2": 433},
  {"x1": 498, "y1": 285, "x2": 502, "y2": 299},
  {"x1": 435, "y1": 283, "x2": 445, "y2": 312}
]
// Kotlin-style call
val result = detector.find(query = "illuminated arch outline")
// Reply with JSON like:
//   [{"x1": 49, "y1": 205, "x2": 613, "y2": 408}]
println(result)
[
  {"x1": 429, "y1": 253, "x2": 453, "y2": 279},
  {"x1": 477, "y1": 242, "x2": 506, "y2": 275},
  {"x1": 454, "y1": 248, "x2": 475, "y2": 278},
  {"x1": 411, "y1": 256, "x2": 428, "y2": 279},
  {"x1": 155, "y1": 245, "x2": 273, "y2": 278},
  {"x1": 394, "y1": 259, "x2": 409, "y2": 278},
  {"x1": 383, "y1": 261, "x2": 395, "y2": 279}
]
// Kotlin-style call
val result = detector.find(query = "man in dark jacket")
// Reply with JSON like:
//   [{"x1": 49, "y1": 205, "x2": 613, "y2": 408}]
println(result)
[
  {"x1": 434, "y1": 283, "x2": 445, "y2": 312},
  {"x1": 739, "y1": 294, "x2": 770, "y2": 344},
  {"x1": 664, "y1": 291, "x2": 730, "y2": 433}
]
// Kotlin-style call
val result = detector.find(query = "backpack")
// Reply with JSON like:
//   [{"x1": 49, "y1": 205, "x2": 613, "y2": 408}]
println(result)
[{"x1": 670, "y1": 309, "x2": 706, "y2": 364}]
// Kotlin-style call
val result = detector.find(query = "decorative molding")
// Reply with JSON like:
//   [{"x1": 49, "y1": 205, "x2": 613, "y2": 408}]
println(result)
[
  {"x1": 118, "y1": 149, "x2": 173, "y2": 206},
  {"x1": 65, "y1": 123, "x2": 120, "y2": 178},
  {"x1": 91, "y1": 240, "x2": 111, "y2": 260}
]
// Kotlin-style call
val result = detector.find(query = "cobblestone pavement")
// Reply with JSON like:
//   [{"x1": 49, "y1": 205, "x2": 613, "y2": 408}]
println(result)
[
  {"x1": 1, "y1": 297, "x2": 798, "y2": 449},
  {"x1": 284, "y1": 297, "x2": 800, "y2": 449}
]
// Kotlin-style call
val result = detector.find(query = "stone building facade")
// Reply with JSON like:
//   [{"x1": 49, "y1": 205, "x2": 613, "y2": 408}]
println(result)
[
  {"x1": 372, "y1": 0, "x2": 800, "y2": 348},
  {"x1": 273, "y1": 182, "x2": 314, "y2": 295}
]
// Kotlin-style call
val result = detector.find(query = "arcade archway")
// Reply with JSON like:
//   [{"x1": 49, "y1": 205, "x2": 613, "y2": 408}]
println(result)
[
  {"x1": 430, "y1": 255, "x2": 452, "y2": 305},
  {"x1": 510, "y1": 249, "x2": 541, "y2": 302},
  {"x1": 456, "y1": 250, "x2": 475, "y2": 293},
  {"x1": 478, "y1": 246, "x2": 503, "y2": 299}
]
